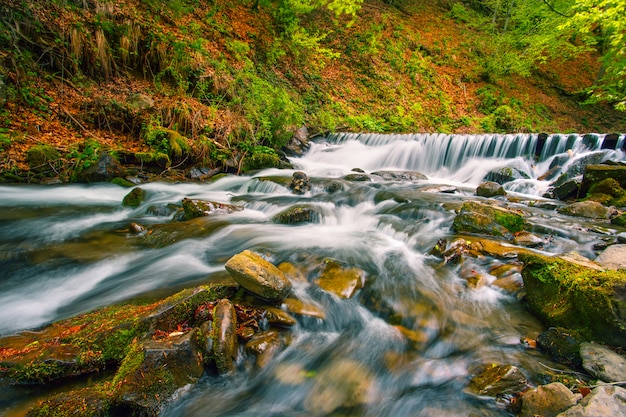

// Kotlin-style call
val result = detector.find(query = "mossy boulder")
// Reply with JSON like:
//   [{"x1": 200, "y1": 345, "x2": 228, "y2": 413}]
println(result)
[
  {"x1": 520, "y1": 253, "x2": 626, "y2": 347},
  {"x1": 26, "y1": 144, "x2": 61, "y2": 169},
  {"x1": 122, "y1": 187, "x2": 146, "y2": 208},
  {"x1": 556, "y1": 201, "x2": 611, "y2": 219},
  {"x1": 111, "y1": 333, "x2": 204, "y2": 415},
  {"x1": 272, "y1": 204, "x2": 321, "y2": 224},
  {"x1": 81, "y1": 152, "x2": 126, "y2": 182},
  {"x1": 483, "y1": 165, "x2": 529, "y2": 185},
  {"x1": 451, "y1": 201, "x2": 527, "y2": 239},
  {"x1": 179, "y1": 197, "x2": 243, "y2": 221},
  {"x1": 580, "y1": 164, "x2": 626, "y2": 197},
  {"x1": 26, "y1": 384, "x2": 113, "y2": 417}
]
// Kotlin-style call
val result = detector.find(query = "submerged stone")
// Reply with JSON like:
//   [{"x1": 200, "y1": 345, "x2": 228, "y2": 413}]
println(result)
[
  {"x1": 313, "y1": 259, "x2": 364, "y2": 299},
  {"x1": 225, "y1": 250, "x2": 292, "y2": 302},
  {"x1": 371, "y1": 170, "x2": 428, "y2": 181},
  {"x1": 536, "y1": 327, "x2": 586, "y2": 368},
  {"x1": 179, "y1": 198, "x2": 243, "y2": 221},
  {"x1": 467, "y1": 364, "x2": 529, "y2": 397}
]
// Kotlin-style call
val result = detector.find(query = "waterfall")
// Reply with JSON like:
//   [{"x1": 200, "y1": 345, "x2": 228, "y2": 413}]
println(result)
[{"x1": 296, "y1": 133, "x2": 626, "y2": 190}]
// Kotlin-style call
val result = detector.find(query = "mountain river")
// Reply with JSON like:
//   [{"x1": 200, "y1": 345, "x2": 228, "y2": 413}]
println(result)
[{"x1": 0, "y1": 133, "x2": 625, "y2": 416}]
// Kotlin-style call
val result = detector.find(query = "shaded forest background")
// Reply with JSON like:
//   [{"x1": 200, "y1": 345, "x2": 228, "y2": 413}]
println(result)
[{"x1": 0, "y1": 0, "x2": 624, "y2": 181}]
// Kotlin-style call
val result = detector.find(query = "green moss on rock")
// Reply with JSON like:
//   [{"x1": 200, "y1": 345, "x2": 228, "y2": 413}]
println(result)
[{"x1": 520, "y1": 253, "x2": 626, "y2": 347}]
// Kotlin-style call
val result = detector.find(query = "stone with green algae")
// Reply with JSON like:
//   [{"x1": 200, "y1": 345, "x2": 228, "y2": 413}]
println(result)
[{"x1": 520, "y1": 252, "x2": 626, "y2": 348}]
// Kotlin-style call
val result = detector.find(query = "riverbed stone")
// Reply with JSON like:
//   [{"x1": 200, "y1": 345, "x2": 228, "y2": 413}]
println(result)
[
  {"x1": 451, "y1": 201, "x2": 527, "y2": 239},
  {"x1": 467, "y1": 364, "x2": 530, "y2": 397},
  {"x1": 476, "y1": 181, "x2": 506, "y2": 198},
  {"x1": 314, "y1": 259, "x2": 364, "y2": 299},
  {"x1": 212, "y1": 299, "x2": 238, "y2": 375},
  {"x1": 520, "y1": 252, "x2": 626, "y2": 347},
  {"x1": 483, "y1": 165, "x2": 529, "y2": 184},
  {"x1": 225, "y1": 250, "x2": 292, "y2": 302},
  {"x1": 595, "y1": 244, "x2": 626, "y2": 270},
  {"x1": 113, "y1": 332, "x2": 204, "y2": 415},
  {"x1": 304, "y1": 359, "x2": 375, "y2": 415},
  {"x1": 288, "y1": 171, "x2": 310, "y2": 194},
  {"x1": 245, "y1": 329, "x2": 284, "y2": 368},
  {"x1": 122, "y1": 187, "x2": 146, "y2": 207},
  {"x1": 179, "y1": 197, "x2": 243, "y2": 221},
  {"x1": 272, "y1": 204, "x2": 321, "y2": 224},
  {"x1": 371, "y1": 170, "x2": 428, "y2": 181},
  {"x1": 513, "y1": 231, "x2": 545, "y2": 248},
  {"x1": 536, "y1": 327, "x2": 586, "y2": 368},
  {"x1": 264, "y1": 307, "x2": 297, "y2": 327},
  {"x1": 580, "y1": 342, "x2": 626, "y2": 383},
  {"x1": 557, "y1": 385, "x2": 626, "y2": 417},
  {"x1": 520, "y1": 382, "x2": 581, "y2": 417},
  {"x1": 580, "y1": 164, "x2": 626, "y2": 197},
  {"x1": 282, "y1": 297, "x2": 326, "y2": 320},
  {"x1": 557, "y1": 200, "x2": 611, "y2": 219}
]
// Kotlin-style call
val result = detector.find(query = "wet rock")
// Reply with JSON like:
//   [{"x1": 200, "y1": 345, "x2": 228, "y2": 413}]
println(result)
[
  {"x1": 179, "y1": 198, "x2": 243, "y2": 221},
  {"x1": 212, "y1": 299, "x2": 238, "y2": 375},
  {"x1": 272, "y1": 204, "x2": 321, "y2": 224},
  {"x1": 130, "y1": 222, "x2": 146, "y2": 234},
  {"x1": 520, "y1": 382, "x2": 580, "y2": 417},
  {"x1": 536, "y1": 327, "x2": 586, "y2": 368},
  {"x1": 283, "y1": 126, "x2": 310, "y2": 156},
  {"x1": 282, "y1": 297, "x2": 326, "y2": 320},
  {"x1": 188, "y1": 166, "x2": 221, "y2": 181},
  {"x1": 26, "y1": 385, "x2": 113, "y2": 417},
  {"x1": 324, "y1": 181, "x2": 343, "y2": 193},
  {"x1": 552, "y1": 177, "x2": 582, "y2": 201},
  {"x1": 520, "y1": 253, "x2": 626, "y2": 347},
  {"x1": 122, "y1": 187, "x2": 146, "y2": 208},
  {"x1": 288, "y1": 171, "x2": 310, "y2": 194},
  {"x1": 558, "y1": 385, "x2": 626, "y2": 417},
  {"x1": 314, "y1": 259, "x2": 364, "y2": 299},
  {"x1": 245, "y1": 329, "x2": 284, "y2": 368},
  {"x1": 264, "y1": 307, "x2": 297, "y2": 327},
  {"x1": 114, "y1": 333, "x2": 204, "y2": 415},
  {"x1": 371, "y1": 170, "x2": 428, "y2": 181},
  {"x1": 580, "y1": 342, "x2": 626, "y2": 383},
  {"x1": 557, "y1": 201, "x2": 611, "y2": 219},
  {"x1": 513, "y1": 231, "x2": 545, "y2": 248},
  {"x1": 580, "y1": 164, "x2": 626, "y2": 197},
  {"x1": 278, "y1": 262, "x2": 308, "y2": 282},
  {"x1": 342, "y1": 172, "x2": 371, "y2": 181},
  {"x1": 419, "y1": 184, "x2": 457, "y2": 193},
  {"x1": 476, "y1": 181, "x2": 506, "y2": 198},
  {"x1": 467, "y1": 364, "x2": 530, "y2": 397},
  {"x1": 225, "y1": 250, "x2": 292, "y2": 302},
  {"x1": 595, "y1": 244, "x2": 626, "y2": 270},
  {"x1": 304, "y1": 359, "x2": 375, "y2": 415},
  {"x1": 81, "y1": 152, "x2": 126, "y2": 182},
  {"x1": 146, "y1": 204, "x2": 176, "y2": 217},
  {"x1": 451, "y1": 201, "x2": 527, "y2": 239},
  {"x1": 483, "y1": 165, "x2": 529, "y2": 185}
]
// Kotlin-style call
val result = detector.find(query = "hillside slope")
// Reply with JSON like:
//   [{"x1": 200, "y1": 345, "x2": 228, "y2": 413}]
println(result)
[{"x1": 0, "y1": 0, "x2": 623, "y2": 182}]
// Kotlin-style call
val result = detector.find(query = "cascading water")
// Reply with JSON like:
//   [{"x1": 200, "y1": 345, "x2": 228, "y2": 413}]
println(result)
[{"x1": 0, "y1": 133, "x2": 625, "y2": 416}]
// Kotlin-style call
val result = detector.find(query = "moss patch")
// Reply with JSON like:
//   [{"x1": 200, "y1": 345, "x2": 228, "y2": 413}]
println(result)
[{"x1": 520, "y1": 253, "x2": 626, "y2": 347}]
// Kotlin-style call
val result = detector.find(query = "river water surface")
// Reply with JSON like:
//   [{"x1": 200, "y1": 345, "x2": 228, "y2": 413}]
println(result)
[{"x1": 1, "y1": 133, "x2": 625, "y2": 416}]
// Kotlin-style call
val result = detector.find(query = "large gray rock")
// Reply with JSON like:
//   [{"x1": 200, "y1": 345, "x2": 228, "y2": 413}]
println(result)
[
  {"x1": 520, "y1": 382, "x2": 581, "y2": 417},
  {"x1": 483, "y1": 165, "x2": 529, "y2": 184},
  {"x1": 580, "y1": 164, "x2": 626, "y2": 197},
  {"x1": 225, "y1": 250, "x2": 292, "y2": 301},
  {"x1": 179, "y1": 198, "x2": 243, "y2": 221},
  {"x1": 595, "y1": 245, "x2": 626, "y2": 270},
  {"x1": 371, "y1": 170, "x2": 428, "y2": 181},
  {"x1": 557, "y1": 385, "x2": 626, "y2": 417},
  {"x1": 580, "y1": 342, "x2": 626, "y2": 383}
]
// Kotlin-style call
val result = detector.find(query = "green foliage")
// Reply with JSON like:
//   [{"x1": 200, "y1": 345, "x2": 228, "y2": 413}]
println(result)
[
  {"x1": 560, "y1": 0, "x2": 626, "y2": 110},
  {"x1": 68, "y1": 139, "x2": 102, "y2": 180},
  {"x1": 142, "y1": 115, "x2": 191, "y2": 159}
]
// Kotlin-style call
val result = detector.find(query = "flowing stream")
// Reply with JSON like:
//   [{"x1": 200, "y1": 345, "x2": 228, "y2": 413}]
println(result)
[{"x1": 0, "y1": 133, "x2": 625, "y2": 416}]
